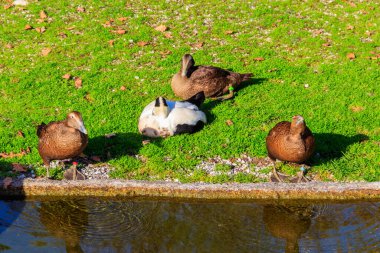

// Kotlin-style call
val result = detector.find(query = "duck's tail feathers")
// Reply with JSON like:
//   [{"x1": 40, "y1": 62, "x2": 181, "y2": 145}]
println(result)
[
  {"x1": 240, "y1": 73, "x2": 253, "y2": 82},
  {"x1": 184, "y1": 91, "x2": 205, "y2": 107},
  {"x1": 37, "y1": 122, "x2": 46, "y2": 137}
]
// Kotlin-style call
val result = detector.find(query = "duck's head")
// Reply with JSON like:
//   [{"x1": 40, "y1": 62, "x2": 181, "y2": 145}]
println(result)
[
  {"x1": 181, "y1": 54, "x2": 195, "y2": 77},
  {"x1": 152, "y1": 97, "x2": 170, "y2": 118},
  {"x1": 66, "y1": 111, "x2": 87, "y2": 135},
  {"x1": 290, "y1": 115, "x2": 306, "y2": 134}
]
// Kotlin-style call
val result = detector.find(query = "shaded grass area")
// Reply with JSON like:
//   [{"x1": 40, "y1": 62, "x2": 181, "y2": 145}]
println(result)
[{"x1": 0, "y1": 0, "x2": 379, "y2": 182}]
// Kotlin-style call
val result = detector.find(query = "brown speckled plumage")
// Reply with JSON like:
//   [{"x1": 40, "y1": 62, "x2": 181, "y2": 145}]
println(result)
[
  {"x1": 37, "y1": 111, "x2": 88, "y2": 166},
  {"x1": 171, "y1": 54, "x2": 252, "y2": 99},
  {"x1": 266, "y1": 115, "x2": 315, "y2": 164}
]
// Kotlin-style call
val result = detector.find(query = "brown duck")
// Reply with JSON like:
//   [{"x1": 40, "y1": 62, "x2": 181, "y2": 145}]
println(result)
[
  {"x1": 171, "y1": 54, "x2": 252, "y2": 100},
  {"x1": 37, "y1": 111, "x2": 88, "y2": 180},
  {"x1": 266, "y1": 115, "x2": 315, "y2": 183}
]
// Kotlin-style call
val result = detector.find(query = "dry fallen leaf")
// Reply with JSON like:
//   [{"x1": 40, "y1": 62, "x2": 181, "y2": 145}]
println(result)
[
  {"x1": 84, "y1": 93, "x2": 94, "y2": 102},
  {"x1": 322, "y1": 43, "x2": 331, "y2": 47},
  {"x1": 66, "y1": 26, "x2": 75, "y2": 30},
  {"x1": 4, "y1": 4, "x2": 13, "y2": 9},
  {"x1": 348, "y1": 1, "x2": 356, "y2": 7},
  {"x1": 41, "y1": 47, "x2": 51, "y2": 56},
  {"x1": 2, "y1": 177, "x2": 12, "y2": 189},
  {"x1": 118, "y1": 17, "x2": 127, "y2": 21},
  {"x1": 254, "y1": 57, "x2": 265, "y2": 61},
  {"x1": 346, "y1": 25, "x2": 354, "y2": 30},
  {"x1": 74, "y1": 78, "x2": 82, "y2": 88},
  {"x1": 58, "y1": 32, "x2": 67, "y2": 38},
  {"x1": 164, "y1": 32, "x2": 172, "y2": 38},
  {"x1": 349, "y1": 105, "x2": 364, "y2": 112},
  {"x1": 225, "y1": 30, "x2": 234, "y2": 35},
  {"x1": 24, "y1": 24, "x2": 33, "y2": 30},
  {"x1": 120, "y1": 86, "x2": 126, "y2": 91},
  {"x1": 0, "y1": 148, "x2": 29, "y2": 158},
  {"x1": 142, "y1": 140, "x2": 150, "y2": 145},
  {"x1": 347, "y1": 52, "x2": 355, "y2": 60},
  {"x1": 155, "y1": 25, "x2": 167, "y2": 32},
  {"x1": 160, "y1": 50, "x2": 172, "y2": 57},
  {"x1": 226, "y1": 119, "x2": 234, "y2": 126},
  {"x1": 62, "y1": 73, "x2": 71, "y2": 80},
  {"x1": 12, "y1": 163, "x2": 27, "y2": 172},
  {"x1": 192, "y1": 42, "x2": 204, "y2": 48},
  {"x1": 40, "y1": 10, "x2": 48, "y2": 19},
  {"x1": 17, "y1": 130, "x2": 24, "y2": 138},
  {"x1": 116, "y1": 29, "x2": 126, "y2": 34},
  {"x1": 137, "y1": 41, "x2": 149, "y2": 47},
  {"x1": 108, "y1": 40, "x2": 115, "y2": 46},
  {"x1": 35, "y1": 27, "x2": 46, "y2": 33},
  {"x1": 5, "y1": 43, "x2": 13, "y2": 49},
  {"x1": 77, "y1": 6, "x2": 85, "y2": 12}
]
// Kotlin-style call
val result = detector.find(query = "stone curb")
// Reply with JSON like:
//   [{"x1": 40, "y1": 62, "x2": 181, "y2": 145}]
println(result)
[{"x1": 1, "y1": 179, "x2": 379, "y2": 200}]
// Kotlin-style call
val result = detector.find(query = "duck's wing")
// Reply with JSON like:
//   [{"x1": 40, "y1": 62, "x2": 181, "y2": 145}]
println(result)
[{"x1": 189, "y1": 65, "x2": 231, "y2": 81}]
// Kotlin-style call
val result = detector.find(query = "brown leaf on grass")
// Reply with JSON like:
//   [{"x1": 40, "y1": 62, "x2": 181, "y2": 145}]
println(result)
[
  {"x1": 347, "y1": 52, "x2": 355, "y2": 60},
  {"x1": 160, "y1": 50, "x2": 172, "y2": 57},
  {"x1": 155, "y1": 25, "x2": 167, "y2": 32},
  {"x1": 225, "y1": 30, "x2": 234, "y2": 35},
  {"x1": 192, "y1": 42, "x2": 204, "y2": 48},
  {"x1": 4, "y1": 4, "x2": 13, "y2": 9},
  {"x1": 108, "y1": 40, "x2": 115, "y2": 46},
  {"x1": 40, "y1": 10, "x2": 48, "y2": 19},
  {"x1": 142, "y1": 140, "x2": 150, "y2": 145},
  {"x1": 226, "y1": 119, "x2": 234, "y2": 126},
  {"x1": 0, "y1": 148, "x2": 29, "y2": 158},
  {"x1": 118, "y1": 17, "x2": 127, "y2": 21},
  {"x1": 62, "y1": 73, "x2": 71, "y2": 80},
  {"x1": 103, "y1": 20, "x2": 113, "y2": 28},
  {"x1": 74, "y1": 78, "x2": 82, "y2": 88},
  {"x1": 35, "y1": 27, "x2": 46, "y2": 33},
  {"x1": 164, "y1": 32, "x2": 172, "y2": 38},
  {"x1": 66, "y1": 26, "x2": 75, "y2": 30},
  {"x1": 24, "y1": 24, "x2": 33, "y2": 30},
  {"x1": 84, "y1": 92, "x2": 94, "y2": 102},
  {"x1": 41, "y1": 47, "x2": 51, "y2": 56},
  {"x1": 115, "y1": 29, "x2": 126, "y2": 34},
  {"x1": 120, "y1": 86, "x2": 126, "y2": 91},
  {"x1": 2, "y1": 177, "x2": 12, "y2": 189},
  {"x1": 254, "y1": 57, "x2": 265, "y2": 61},
  {"x1": 322, "y1": 43, "x2": 331, "y2": 47},
  {"x1": 5, "y1": 44, "x2": 13, "y2": 49},
  {"x1": 137, "y1": 41, "x2": 149, "y2": 47},
  {"x1": 365, "y1": 31, "x2": 373, "y2": 37},
  {"x1": 58, "y1": 32, "x2": 67, "y2": 38},
  {"x1": 349, "y1": 105, "x2": 364, "y2": 112},
  {"x1": 17, "y1": 130, "x2": 24, "y2": 138},
  {"x1": 77, "y1": 6, "x2": 85, "y2": 12},
  {"x1": 348, "y1": 1, "x2": 356, "y2": 7},
  {"x1": 346, "y1": 25, "x2": 354, "y2": 30},
  {"x1": 12, "y1": 163, "x2": 27, "y2": 172}
]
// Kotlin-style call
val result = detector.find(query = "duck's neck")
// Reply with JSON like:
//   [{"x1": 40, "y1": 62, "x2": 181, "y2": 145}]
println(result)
[{"x1": 181, "y1": 56, "x2": 194, "y2": 77}]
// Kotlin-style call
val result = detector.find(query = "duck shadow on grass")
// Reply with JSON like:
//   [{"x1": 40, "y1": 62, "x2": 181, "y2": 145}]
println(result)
[
  {"x1": 200, "y1": 78, "x2": 267, "y2": 125},
  {"x1": 85, "y1": 132, "x2": 164, "y2": 163},
  {"x1": 311, "y1": 133, "x2": 369, "y2": 165}
]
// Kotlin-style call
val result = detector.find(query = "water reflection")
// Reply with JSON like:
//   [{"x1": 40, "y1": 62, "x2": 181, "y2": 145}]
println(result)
[
  {"x1": 0, "y1": 198, "x2": 378, "y2": 253},
  {"x1": 39, "y1": 200, "x2": 88, "y2": 253},
  {"x1": 263, "y1": 204, "x2": 317, "y2": 253}
]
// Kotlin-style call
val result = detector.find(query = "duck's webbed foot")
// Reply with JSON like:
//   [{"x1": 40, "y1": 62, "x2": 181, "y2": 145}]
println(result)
[
  {"x1": 212, "y1": 85, "x2": 235, "y2": 101},
  {"x1": 290, "y1": 166, "x2": 309, "y2": 183},
  {"x1": 270, "y1": 167, "x2": 291, "y2": 182},
  {"x1": 64, "y1": 167, "x2": 86, "y2": 180}
]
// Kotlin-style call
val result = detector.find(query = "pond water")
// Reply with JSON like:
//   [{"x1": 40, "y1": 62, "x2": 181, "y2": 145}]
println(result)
[{"x1": 0, "y1": 197, "x2": 379, "y2": 253}]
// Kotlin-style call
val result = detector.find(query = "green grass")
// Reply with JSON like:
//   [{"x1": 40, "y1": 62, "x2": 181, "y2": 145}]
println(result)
[{"x1": 0, "y1": 0, "x2": 379, "y2": 182}]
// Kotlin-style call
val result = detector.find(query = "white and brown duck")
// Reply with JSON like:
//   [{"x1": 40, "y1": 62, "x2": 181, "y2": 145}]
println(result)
[
  {"x1": 266, "y1": 115, "x2": 315, "y2": 183},
  {"x1": 171, "y1": 54, "x2": 252, "y2": 100},
  {"x1": 37, "y1": 111, "x2": 88, "y2": 180},
  {"x1": 138, "y1": 91, "x2": 207, "y2": 138}
]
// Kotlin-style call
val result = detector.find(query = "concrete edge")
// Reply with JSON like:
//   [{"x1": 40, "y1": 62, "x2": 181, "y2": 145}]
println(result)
[{"x1": 1, "y1": 178, "x2": 380, "y2": 200}]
